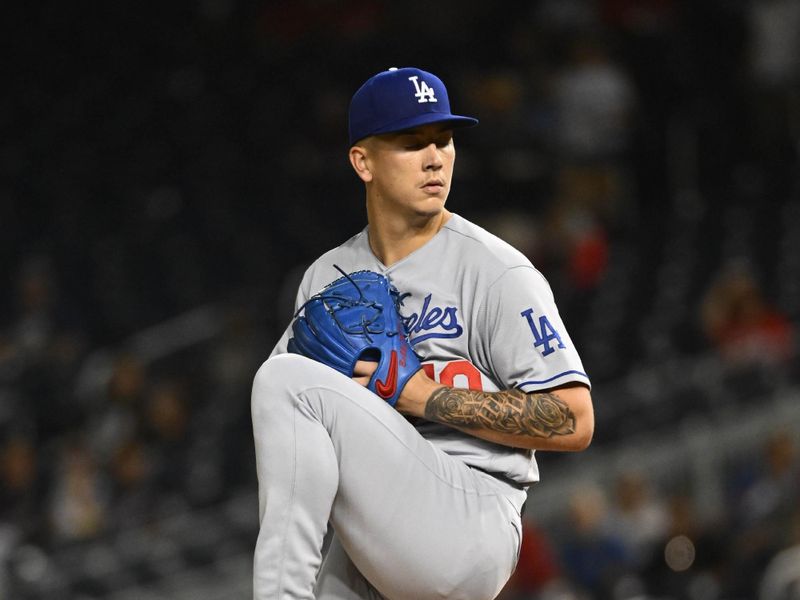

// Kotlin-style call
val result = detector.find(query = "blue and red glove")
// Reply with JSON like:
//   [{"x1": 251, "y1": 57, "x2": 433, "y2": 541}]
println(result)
[{"x1": 287, "y1": 267, "x2": 421, "y2": 406}]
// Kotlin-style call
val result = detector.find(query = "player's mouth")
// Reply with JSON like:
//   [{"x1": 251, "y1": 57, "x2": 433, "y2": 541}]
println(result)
[{"x1": 421, "y1": 179, "x2": 445, "y2": 194}]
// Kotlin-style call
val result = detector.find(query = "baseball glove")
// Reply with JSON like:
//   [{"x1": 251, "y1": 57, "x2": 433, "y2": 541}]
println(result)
[{"x1": 287, "y1": 267, "x2": 421, "y2": 406}]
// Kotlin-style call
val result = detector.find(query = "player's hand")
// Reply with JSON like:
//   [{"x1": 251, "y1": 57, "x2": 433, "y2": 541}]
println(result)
[
  {"x1": 394, "y1": 369, "x2": 443, "y2": 417},
  {"x1": 352, "y1": 359, "x2": 378, "y2": 386},
  {"x1": 353, "y1": 360, "x2": 441, "y2": 416}
]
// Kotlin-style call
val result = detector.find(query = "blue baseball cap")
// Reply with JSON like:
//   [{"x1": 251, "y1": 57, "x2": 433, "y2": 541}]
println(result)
[{"x1": 348, "y1": 67, "x2": 479, "y2": 146}]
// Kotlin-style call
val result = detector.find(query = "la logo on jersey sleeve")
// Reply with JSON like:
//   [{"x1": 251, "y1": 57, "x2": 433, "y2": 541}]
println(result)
[{"x1": 521, "y1": 308, "x2": 566, "y2": 356}]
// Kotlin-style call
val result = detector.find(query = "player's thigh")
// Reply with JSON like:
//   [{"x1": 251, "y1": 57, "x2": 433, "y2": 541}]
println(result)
[
  {"x1": 315, "y1": 536, "x2": 385, "y2": 600},
  {"x1": 334, "y1": 477, "x2": 519, "y2": 599},
  {"x1": 319, "y1": 404, "x2": 519, "y2": 599}
]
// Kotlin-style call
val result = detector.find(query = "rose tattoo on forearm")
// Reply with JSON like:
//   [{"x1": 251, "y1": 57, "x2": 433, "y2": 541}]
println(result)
[{"x1": 424, "y1": 387, "x2": 575, "y2": 438}]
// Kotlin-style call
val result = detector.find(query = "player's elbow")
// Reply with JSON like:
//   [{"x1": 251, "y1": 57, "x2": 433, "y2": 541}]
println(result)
[
  {"x1": 553, "y1": 419, "x2": 592, "y2": 452},
  {"x1": 571, "y1": 397, "x2": 594, "y2": 451},
  {"x1": 570, "y1": 419, "x2": 594, "y2": 451},
  {"x1": 558, "y1": 386, "x2": 594, "y2": 452},
  {"x1": 573, "y1": 399, "x2": 595, "y2": 450}
]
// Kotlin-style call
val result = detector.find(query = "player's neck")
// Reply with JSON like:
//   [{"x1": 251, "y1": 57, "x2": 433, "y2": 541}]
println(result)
[{"x1": 367, "y1": 209, "x2": 451, "y2": 266}]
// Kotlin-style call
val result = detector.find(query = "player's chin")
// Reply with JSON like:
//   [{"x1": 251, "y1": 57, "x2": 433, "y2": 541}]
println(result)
[{"x1": 413, "y1": 193, "x2": 448, "y2": 214}]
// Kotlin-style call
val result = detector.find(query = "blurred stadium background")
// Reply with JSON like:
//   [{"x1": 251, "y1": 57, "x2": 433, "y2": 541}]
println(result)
[{"x1": 2, "y1": 1, "x2": 799, "y2": 599}]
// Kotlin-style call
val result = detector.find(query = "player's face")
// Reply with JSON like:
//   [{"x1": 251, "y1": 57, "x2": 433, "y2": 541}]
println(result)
[{"x1": 363, "y1": 123, "x2": 456, "y2": 218}]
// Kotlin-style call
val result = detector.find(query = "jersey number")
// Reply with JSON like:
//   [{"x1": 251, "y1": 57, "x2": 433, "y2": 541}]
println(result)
[{"x1": 422, "y1": 360, "x2": 483, "y2": 391}]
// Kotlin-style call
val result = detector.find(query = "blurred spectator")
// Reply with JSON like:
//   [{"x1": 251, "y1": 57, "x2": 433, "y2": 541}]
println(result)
[
  {"x1": 538, "y1": 166, "x2": 619, "y2": 303},
  {"x1": 106, "y1": 353, "x2": 147, "y2": 401},
  {"x1": 538, "y1": 33, "x2": 638, "y2": 298},
  {"x1": 759, "y1": 542, "x2": 800, "y2": 600},
  {"x1": 5, "y1": 254, "x2": 84, "y2": 368},
  {"x1": 142, "y1": 379, "x2": 192, "y2": 498},
  {"x1": 735, "y1": 430, "x2": 799, "y2": 528},
  {"x1": 9, "y1": 255, "x2": 59, "y2": 363},
  {"x1": 759, "y1": 506, "x2": 800, "y2": 600},
  {"x1": 550, "y1": 33, "x2": 637, "y2": 165},
  {"x1": 744, "y1": 0, "x2": 800, "y2": 159},
  {"x1": 47, "y1": 437, "x2": 108, "y2": 543},
  {"x1": 543, "y1": 196, "x2": 610, "y2": 293},
  {"x1": 606, "y1": 470, "x2": 669, "y2": 568},
  {"x1": 145, "y1": 380, "x2": 189, "y2": 444},
  {"x1": 745, "y1": 0, "x2": 800, "y2": 90},
  {"x1": 2, "y1": 255, "x2": 86, "y2": 441},
  {"x1": 559, "y1": 485, "x2": 630, "y2": 597},
  {"x1": 86, "y1": 352, "x2": 147, "y2": 464},
  {"x1": 700, "y1": 260, "x2": 795, "y2": 368},
  {"x1": 725, "y1": 430, "x2": 800, "y2": 597},
  {"x1": 0, "y1": 432, "x2": 43, "y2": 541}
]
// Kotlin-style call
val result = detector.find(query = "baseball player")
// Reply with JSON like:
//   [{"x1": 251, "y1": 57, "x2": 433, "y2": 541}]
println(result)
[{"x1": 251, "y1": 67, "x2": 594, "y2": 600}]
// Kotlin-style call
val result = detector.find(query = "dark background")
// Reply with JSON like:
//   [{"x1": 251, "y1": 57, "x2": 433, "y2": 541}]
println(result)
[{"x1": 1, "y1": 1, "x2": 799, "y2": 598}]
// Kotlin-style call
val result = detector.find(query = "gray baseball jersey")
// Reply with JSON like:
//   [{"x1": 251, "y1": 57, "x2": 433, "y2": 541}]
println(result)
[
  {"x1": 254, "y1": 213, "x2": 591, "y2": 599},
  {"x1": 271, "y1": 213, "x2": 590, "y2": 485}
]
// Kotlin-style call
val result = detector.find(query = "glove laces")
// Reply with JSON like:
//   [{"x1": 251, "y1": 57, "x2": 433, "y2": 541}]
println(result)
[{"x1": 293, "y1": 265, "x2": 403, "y2": 343}]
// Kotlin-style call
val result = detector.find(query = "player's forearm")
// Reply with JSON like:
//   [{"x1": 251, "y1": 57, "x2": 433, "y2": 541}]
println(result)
[{"x1": 399, "y1": 374, "x2": 593, "y2": 451}]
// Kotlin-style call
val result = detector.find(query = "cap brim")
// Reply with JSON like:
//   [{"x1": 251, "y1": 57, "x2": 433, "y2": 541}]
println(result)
[{"x1": 352, "y1": 113, "x2": 479, "y2": 145}]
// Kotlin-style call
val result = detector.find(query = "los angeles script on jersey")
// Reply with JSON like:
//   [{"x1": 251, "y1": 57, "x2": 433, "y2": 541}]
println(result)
[
  {"x1": 402, "y1": 293, "x2": 463, "y2": 344},
  {"x1": 402, "y1": 294, "x2": 567, "y2": 359}
]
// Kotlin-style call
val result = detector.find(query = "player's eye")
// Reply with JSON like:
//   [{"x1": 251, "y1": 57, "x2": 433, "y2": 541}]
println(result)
[
  {"x1": 435, "y1": 137, "x2": 452, "y2": 148},
  {"x1": 403, "y1": 137, "x2": 451, "y2": 151}
]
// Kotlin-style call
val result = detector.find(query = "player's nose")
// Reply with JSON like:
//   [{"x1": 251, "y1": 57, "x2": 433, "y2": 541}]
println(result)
[{"x1": 422, "y1": 142, "x2": 444, "y2": 170}]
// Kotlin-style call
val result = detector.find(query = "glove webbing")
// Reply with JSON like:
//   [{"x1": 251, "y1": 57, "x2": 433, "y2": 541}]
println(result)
[{"x1": 294, "y1": 265, "x2": 403, "y2": 344}]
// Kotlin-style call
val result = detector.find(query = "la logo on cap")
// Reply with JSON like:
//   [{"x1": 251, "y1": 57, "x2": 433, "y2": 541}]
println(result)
[{"x1": 408, "y1": 75, "x2": 437, "y2": 104}]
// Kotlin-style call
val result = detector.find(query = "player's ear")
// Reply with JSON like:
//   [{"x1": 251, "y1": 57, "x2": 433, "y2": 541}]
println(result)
[{"x1": 349, "y1": 144, "x2": 373, "y2": 183}]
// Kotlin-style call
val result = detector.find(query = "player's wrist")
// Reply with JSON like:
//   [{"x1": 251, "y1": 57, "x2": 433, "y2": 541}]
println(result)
[{"x1": 395, "y1": 369, "x2": 444, "y2": 417}]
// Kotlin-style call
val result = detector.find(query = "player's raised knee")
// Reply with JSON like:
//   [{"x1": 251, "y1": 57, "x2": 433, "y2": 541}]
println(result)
[
  {"x1": 253, "y1": 353, "x2": 305, "y2": 393},
  {"x1": 251, "y1": 353, "x2": 338, "y2": 407}
]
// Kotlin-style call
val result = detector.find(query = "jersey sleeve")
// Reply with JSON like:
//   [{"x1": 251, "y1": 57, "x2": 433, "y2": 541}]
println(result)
[{"x1": 479, "y1": 265, "x2": 590, "y2": 392}]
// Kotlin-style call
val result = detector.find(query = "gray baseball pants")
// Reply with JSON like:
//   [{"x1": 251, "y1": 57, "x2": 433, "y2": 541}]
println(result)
[{"x1": 251, "y1": 353, "x2": 525, "y2": 600}]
